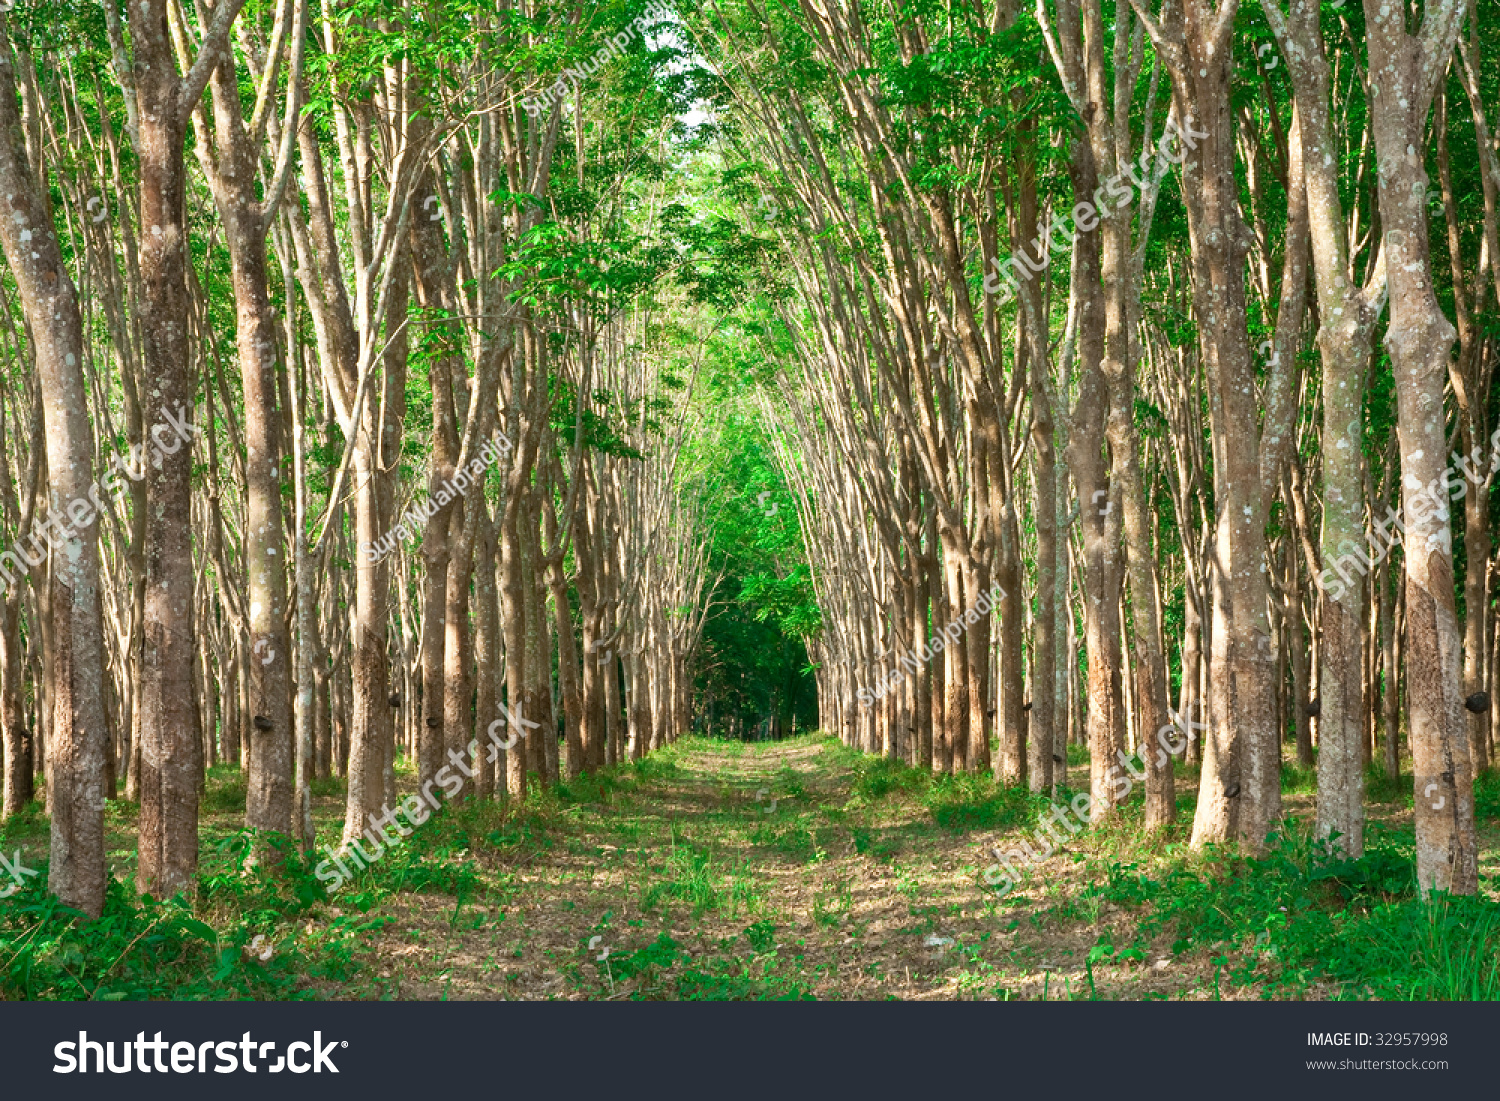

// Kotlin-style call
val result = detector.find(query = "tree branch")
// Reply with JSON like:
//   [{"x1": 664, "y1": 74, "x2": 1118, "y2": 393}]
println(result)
[{"x1": 177, "y1": 0, "x2": 249, "y2": 122}]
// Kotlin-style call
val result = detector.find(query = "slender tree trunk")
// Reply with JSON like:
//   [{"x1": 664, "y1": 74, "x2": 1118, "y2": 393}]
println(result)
[
  {"x1": 549, "y1": 551, "x2": 584, "y2": 779},
  {"x1": 1461, "y1": 426, "x2": 1490, "y2": 774},
  {"x1": 501, "y1": 485, "x2": 528, "y2": 797},
  {"x1": 204, "y1": 59, "x2": 294, "y2": 849},
  {"x1": 1018, "y1": 161, "x2": 1057, "y2": 794},
  {"x1": 411, "y1": 202, "x2": 459, "y2": 792},
  {"x1": 130, "y1": 0, "x2": 227, "y2": 898},
  {"x1": 1064, "y1": 140, "x2": 1127, "y2": 819},
  {"x1": 473, "y1": 496, "x2": 498, "y2": 800},
  {"x1": 1264, "y1": 0, "x2": 1379, "y2": 856},
  {"x1": 1363, "y1": 0, "x2": 1477, "y2": 893},
  {"x1": 0, "y1": 32, "x2": 110, "y2": 914},
  {"x1": 1127, "y1": 1, "x2": 1284, "y2": 851}
]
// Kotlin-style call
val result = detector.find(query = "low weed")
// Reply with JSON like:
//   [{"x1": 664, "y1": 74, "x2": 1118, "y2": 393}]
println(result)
[
  {"x1": 1475, "y1": 771, "x2": 1500, "y2": 821},
  {"x1": 747, "y1": 822, "x2": 818, "y2": 862},
  {"x1": 1280, "y1": 763, "x2": 1317, "y2": 795},
  {"x1": 0, "y1": 835, "x2": 328, "y2": 1000},
  {"x1": 848, "y1": 756, "x2": 928, "y2": 802},
  {"x1": 201, "y1": 765, "x2": 249, "y2": 815}
]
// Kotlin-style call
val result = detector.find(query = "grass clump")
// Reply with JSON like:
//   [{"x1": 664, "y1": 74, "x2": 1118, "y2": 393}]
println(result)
[
  {"x1": 641, "y1": 844, "x2": 762, "y2": 918},
  {"x1": 842, "y1": 751, "x2": 1037, "y2": 834},
  {"x1": 1475, "y1": 770, "x2": 1500, "y2": 821},
  {"x1": 923, "y1": 772, "x2": 1037, "y2": 833},
  {"x1": 1280, "y1": 762, "x2": 1317, "y2": 795},
  {"x1": 848, "y1": 755, "x2": 928, "y2": 801},
  {"x1": 201, "y1": 764, "x2": 249, "y2": 815}
]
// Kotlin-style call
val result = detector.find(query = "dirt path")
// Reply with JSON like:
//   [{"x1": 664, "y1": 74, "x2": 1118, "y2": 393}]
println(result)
[
  {"x1": 325, "y1": 735, "x2": 1248, "y2": 1001},
  {"x1": 15, "y1": 731, "x2": 1478, "y2": 1000}
]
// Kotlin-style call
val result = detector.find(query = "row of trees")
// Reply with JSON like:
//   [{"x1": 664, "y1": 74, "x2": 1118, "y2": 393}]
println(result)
[
  {"x1": 708, "y1": 0, "x2": 1496, "y2": 896},
  {"x1": 0, "y1": 0, "x2": 718, "y2": 917},
  {"x1": 4, "y1": 0, "x2": 1497, "y2": 918}
]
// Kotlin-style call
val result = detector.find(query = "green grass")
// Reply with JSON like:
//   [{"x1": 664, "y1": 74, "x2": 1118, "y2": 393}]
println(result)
[
  {"x1": 1280, "y1": 758, "x2": 1407, "y2": 804},
  {"x1": 1070, "y1": 819, "x2": 1500, "y2": 999},
  {"x1": 748, "y1": 821, "x2": 820, "y2": 862},
  {"x1": 311, "y1": 774, "x2": 346, "y2": 799},
  {"x1": 0, "y1": 800, "x2": 48, "y2": 843},
  {"x1": 1476, "y1": 770, "x2": 1500, "y2": 820},
  {"x1": 202, "y1": 764, "x2": 249, "y2": 814},
  {"x1": 839, "y1": 750, "x2": 1040, "y2": 833},
  {"x1": 587, "y1": 929, "x2": 815, "y2": 1000},
  {"x1": 0, "y1": 832, "x2": 353, "y2": 1000},
  {"x1": 640, "y1": 843, "x2": 763, "y2": 918},
  {"x1": 1281, "y1": 762, "x2": 1317, "y2": 795}
]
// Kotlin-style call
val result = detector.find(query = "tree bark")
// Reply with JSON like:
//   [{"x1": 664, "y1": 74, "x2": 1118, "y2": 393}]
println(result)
[
  {"x1": 0, "y1": 28, "x2": 110, "y2": 914},
  {"x1": 1362, "y1": 0, "x2": 1477, "y2": 894}
]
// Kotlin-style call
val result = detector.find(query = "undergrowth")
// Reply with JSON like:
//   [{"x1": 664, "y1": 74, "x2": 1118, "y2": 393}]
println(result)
[
  {"x1": 843, "y1": 753, "x2": 1041, "y2": 833},
  {"x1": 1077, "y1": 821, "x2": 1500, "y2": 1000},
  {"x1": 579, "y1": 928, "x2": 815, "y2": 1000},
  {"x1": 1475, "y1": 770, "x2": 1500, "y2": 820},
  {"x1": 0, "y1": 833, "x2": 350, "y2": 1000}
]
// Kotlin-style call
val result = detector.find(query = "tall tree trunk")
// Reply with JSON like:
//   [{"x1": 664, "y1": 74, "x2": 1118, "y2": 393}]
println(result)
[
  {"x1": 1063, "y1": 140, "x2": 1127, "y2": 819},
  {"x1": 1362, "y1": 0, "x2": 1477, "y2": 894},
  {"x1": 0, "y1": 397, "x2": 38, "y2": 820},
  {"x1": 501, "y1": 484, "x2": 529, "y2": 797},
  {"x1": 130, "y1": 0, "x2": 248, "y2": 897},
  {"x1": 202, "y1": 55, "x2": 294, "y2": 849},
  {"x1": 411, "y1": 200, "x2": 459, "y2": 792},
  {"x1": 1016, "y1": 137, "x2": 1057, "y2": 793},
  {"x1": 1264, "y1": 0, "x2": 1382, "y2": 856},
  {"x1": 472, "y1": 496, "x2": 498, "y2": 800},
  {"x1": 1128, "y1": 0, "x2": 1289, "y2": 852},
  {"x1": 0, "y1": 30, "x2": 111, "y2": 914},
  {"x1": 550, "y1": 550, "x2": 584, "y2": 779}
]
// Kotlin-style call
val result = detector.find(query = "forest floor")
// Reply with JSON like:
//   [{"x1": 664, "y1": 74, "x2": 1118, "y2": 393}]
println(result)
[
  {"x1": 4, "y1": 733, "x2": 1499, "y2": 1000},
  {"x1": 258, "y1": 734, "x2": 1500, "y2": 1001}
]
